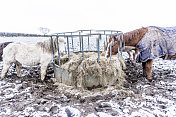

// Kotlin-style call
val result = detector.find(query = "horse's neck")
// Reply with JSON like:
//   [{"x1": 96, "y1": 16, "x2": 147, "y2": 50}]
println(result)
[{"x1": 123, "y1": 27, "x2": 148, "y2": 47}]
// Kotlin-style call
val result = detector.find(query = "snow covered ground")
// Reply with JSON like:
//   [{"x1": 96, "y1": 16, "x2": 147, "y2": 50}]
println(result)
[{"x1": 0, "y1": 37, "x2": 176, "y2": 117}]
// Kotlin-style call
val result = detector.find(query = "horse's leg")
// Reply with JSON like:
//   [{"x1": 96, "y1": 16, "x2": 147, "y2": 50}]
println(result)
[
  {"x1": 133, "y1": 48, "x2": 139, "y2": 63},
  {"x1": 1, "y1": 62, "x2": 12, "y2": 78},
  {"x1": 16, "y1": 61, "x2": 22, "y2": 77},
  {"x1": 40, "y1": 64, "x2": 48, "y2": 81},
  {"x1": 40, "y1": 58, "x2": 51, "y2": 81},
  {"x1": 142, "y1": 62, "x2": 147, "y2": 77},
  {"x1": 127, "y1": 50, "x2": 131, "y2": 60},
  {"x1": 145, "y1": 59, "x2": 153, "y2": 81}
]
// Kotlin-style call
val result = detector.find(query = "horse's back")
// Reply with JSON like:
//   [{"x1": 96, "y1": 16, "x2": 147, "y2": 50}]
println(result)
[{"x1": 3, "y1": 42, "x2": 42, "y2": 65}]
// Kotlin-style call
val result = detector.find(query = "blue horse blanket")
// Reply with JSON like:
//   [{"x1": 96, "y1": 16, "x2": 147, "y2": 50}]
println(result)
[{"x1": 136, "y1": 26, "x2": 176, "y2": 62}]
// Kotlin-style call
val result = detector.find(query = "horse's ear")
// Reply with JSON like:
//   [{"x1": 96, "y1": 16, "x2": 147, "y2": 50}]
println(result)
[
  {"x1": 36, "y1": 42, "x2": 42, "y2": 47},
  {"x1": 142, "y1": 27, "x2": 147, "y2": 29}
]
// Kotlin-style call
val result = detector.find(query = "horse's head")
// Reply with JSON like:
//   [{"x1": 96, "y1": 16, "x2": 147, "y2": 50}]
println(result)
[
  {"x1": 105, "y1": 35, "x2": 121, "y2": 58},
  {"x1": 53, "y1": 37, "x2": 66, "y2": 57},
  {"x1": 105, "y1": 27, "x2": 148, "y2": 58},
  {"x1": 37, "y1": 37, "x2": 66, "y2": 57}
]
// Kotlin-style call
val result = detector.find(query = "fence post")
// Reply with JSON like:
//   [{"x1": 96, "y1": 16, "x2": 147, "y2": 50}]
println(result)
[
  {"x1": 110, "y1": 43, "x2": 112, "y2": 61},
  {"x1": 79, "y1": 32, "x2": 81, "y2": 51},
  {"x1": 88, "y1": 36, "x2": 90, "y2": 51},
  {"x1": 67, "y1": 36, "x2": 70, "y2": 61},
  {"x1": 50, "y1": 36, "x2": 55, "y2": 64},
  {"x1": 104, "y1": 41, "x2": 105, "y2": 51},
  {"x1": 81, "y1": 36, "x2": 84, "y2": 60},
  {"x1": 56, "y1": 36, "x2": 61, "y2": 66},
  {"x1": 97, "y1": 34, "x2": 101, "y2": 63},
  {"x1": 71, "y1": 32, "x2": 74, "y2": 52}
]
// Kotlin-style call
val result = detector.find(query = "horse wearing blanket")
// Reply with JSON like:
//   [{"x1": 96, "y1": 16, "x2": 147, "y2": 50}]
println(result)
[
  {"x1": 1, "y1": 38, "x2": 65, "y2": 81},
  {"x1": 105, "y1": 26, "x2": 176, "y2": 81}
]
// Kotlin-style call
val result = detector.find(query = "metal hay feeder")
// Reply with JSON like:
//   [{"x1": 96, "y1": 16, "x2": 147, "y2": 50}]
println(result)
[{"x1": 50, "y1": 29, "x2": 124, "y2": 88}]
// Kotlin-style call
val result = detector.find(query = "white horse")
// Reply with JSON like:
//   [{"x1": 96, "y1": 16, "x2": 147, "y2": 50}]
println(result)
[{"x1": 1, "y1": 37, "x2": 65, "y2": 81}]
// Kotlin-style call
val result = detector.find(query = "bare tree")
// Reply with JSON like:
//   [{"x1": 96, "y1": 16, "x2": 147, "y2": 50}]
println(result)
[{"x1": 39, "y1": 27, "x2": 50, "y2": 35}]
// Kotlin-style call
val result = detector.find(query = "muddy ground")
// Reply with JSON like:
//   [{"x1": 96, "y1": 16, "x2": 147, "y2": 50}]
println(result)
[{"x1": 0, "y1": 57, "x2": 176, "y2": 117}]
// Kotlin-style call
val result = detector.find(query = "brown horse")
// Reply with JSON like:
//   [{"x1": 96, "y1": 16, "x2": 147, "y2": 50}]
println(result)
[{"x1": 105, "y1": 26, "x2": 176, "y2": 81}]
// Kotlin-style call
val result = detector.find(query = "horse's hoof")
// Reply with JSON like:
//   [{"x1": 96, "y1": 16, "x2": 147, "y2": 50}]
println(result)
[
  {"x1": 143, "y1": 73, "x2": 147, "y2": 77},
  {"x1": 41, "y1": 78, "x2": 45, "y2": 81},
  {"x1": 147, "y1": 78, "x2": 153, "y2": 82},
  {"x1": 1, "y1": 75, "x2": 5, "y2": 79},
  {"x1": 131, "y1": 62, "x2": 136, "y2": 66},
  {"x1": 17, "y1": 75, "x2": 22, "y2": 77}
]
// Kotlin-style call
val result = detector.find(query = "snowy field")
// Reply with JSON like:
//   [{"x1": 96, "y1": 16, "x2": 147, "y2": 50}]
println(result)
[
  {"x1": 0, "y1": 37, "x2": 176, "y2": 117},
  {"x1": 0, "y1": 36, "x2": 106, "y2": 52}
]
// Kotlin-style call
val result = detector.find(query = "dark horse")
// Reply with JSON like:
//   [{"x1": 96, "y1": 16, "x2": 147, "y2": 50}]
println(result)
[
  {"x1": 0, "y1": 42, "x2": 12, "y2": 61},
  {"x1": 105, "y1": 26, "x2": 176, "y2": 81}
]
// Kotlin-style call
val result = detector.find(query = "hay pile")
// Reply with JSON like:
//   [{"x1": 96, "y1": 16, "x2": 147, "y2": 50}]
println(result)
[{"x1": 55, "y1": 52, "x2": 126, "y2": 90}]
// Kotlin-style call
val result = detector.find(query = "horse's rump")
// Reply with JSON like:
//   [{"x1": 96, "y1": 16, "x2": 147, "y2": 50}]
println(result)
[
  {"x1": 0, "y1": 42, "x2": 12, "y2": 61},
  {"x1": 136, "y1": 26, "x2": 176, "y2": 62}
]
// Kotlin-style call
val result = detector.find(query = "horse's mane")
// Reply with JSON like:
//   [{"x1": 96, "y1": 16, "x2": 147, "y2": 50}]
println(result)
[
  {"x1": 36, "y1": 38, "x2": 57, "y2": 54},
  {"x1": 123, "y1": 27, "x2": 148, "y2": 46}
]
